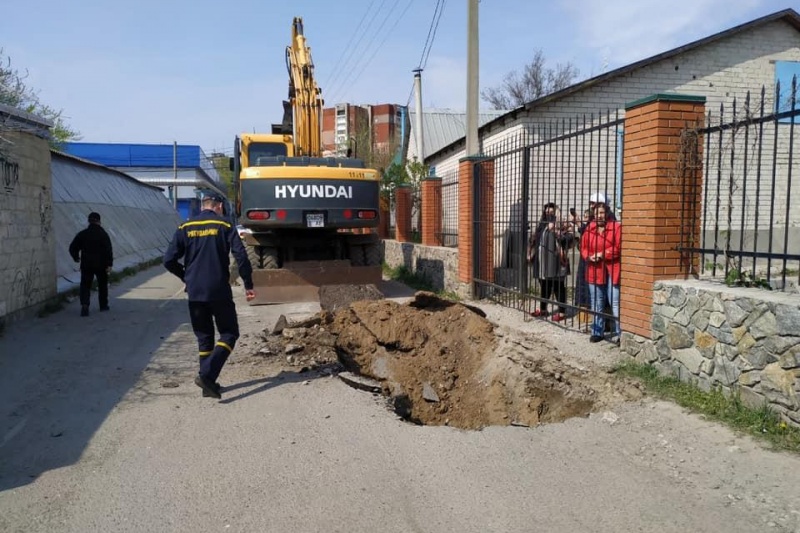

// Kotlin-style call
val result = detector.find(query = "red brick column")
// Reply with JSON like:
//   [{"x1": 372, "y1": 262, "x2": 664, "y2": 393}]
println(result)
[
  {"x1": 378, "y1": 194, "x2": 390, "y2": 239},
  {"x1": 395, "y1": 184, "x2": 412, "y2": 243},
  {"x1": 421, "y1": 177, "x2": 442, "y2": 246},
  {"x1": 458, "y1": 158, "x2": 495, "y2": 289},
  {"x1": 621, "y1": 94, "x2": 706, "y2": 338}
]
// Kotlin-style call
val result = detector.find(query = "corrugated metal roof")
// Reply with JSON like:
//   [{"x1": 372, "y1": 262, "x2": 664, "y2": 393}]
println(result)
[
  {"x1": 406, "y1": 109, "x2": 508, "y2": 162},
  {"x1": 62, "y1": 141, "x2": 222, "y2": 185}
]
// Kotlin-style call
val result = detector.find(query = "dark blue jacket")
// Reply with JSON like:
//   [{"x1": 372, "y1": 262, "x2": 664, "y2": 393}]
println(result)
[{"x1": 163, "y1": 210, "x2": 253, "y2": 301}]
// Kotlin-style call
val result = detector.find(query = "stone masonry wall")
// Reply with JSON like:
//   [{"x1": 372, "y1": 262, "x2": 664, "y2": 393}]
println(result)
[
  {"x1": 383, "y1": 240, "x2": 470, "y2": 299},
  {"x1": 623, "y1": 280, "x2": 800, "y2": 425},
  {"x1": 0, "y1": 131, "x2": 57, "y2": 324}
]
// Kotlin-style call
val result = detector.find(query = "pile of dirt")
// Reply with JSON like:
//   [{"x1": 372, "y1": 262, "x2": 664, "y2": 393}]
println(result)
[
  {"x1": 319, "y1": 283, "x2": 384, "y2": 313},
  {"x1": 237, "y1": 291, "x2": 642, "y2": 430}
]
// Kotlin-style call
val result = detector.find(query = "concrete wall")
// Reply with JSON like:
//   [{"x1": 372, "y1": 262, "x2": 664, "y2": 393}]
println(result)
[
  {"x1": 0, "y1": 131, "x2": 57, "y2": 323},
  {"x1": 51, "y1": 153, "x2": 183, "y2": 293},
  {"x1": 623, "y1": 280, "x2": 800, "y2": 426}
]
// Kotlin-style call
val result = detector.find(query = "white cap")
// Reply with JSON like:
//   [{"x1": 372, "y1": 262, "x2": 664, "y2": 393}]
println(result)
[{"x1": 589, "y1": 192, "x2": 607, "y2": 204}]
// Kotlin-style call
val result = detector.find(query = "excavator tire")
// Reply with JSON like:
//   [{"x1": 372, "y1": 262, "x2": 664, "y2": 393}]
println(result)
[
  {"x1": 262, "y1": 247, "x2": 279, "y2": 269},
  {"x1": 348, "y1": 244, "x2": 366, "y2": 266},
  {"x1": 364, "y1": 243, "x2": 382, "y2": 266},
  {"x1": 246, "y1": 245, "x2": 263, "y2": 269}
]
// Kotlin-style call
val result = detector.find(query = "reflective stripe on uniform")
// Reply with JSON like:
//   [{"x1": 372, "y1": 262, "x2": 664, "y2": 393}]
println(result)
[
  {"x1": 215, "y1": 341, "x2": 232, "y2": 352},
  {"x1": 199, "y1": 350, "x2": 212, "y2": 357},
  {"x1": 179, "y1": 220, "x2": 231, "y2": 230}
]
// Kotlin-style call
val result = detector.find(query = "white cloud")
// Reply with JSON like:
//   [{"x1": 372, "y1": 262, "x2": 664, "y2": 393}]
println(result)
[{"x1": 558, "y1": 0, "x2": 763, "y2": 68}]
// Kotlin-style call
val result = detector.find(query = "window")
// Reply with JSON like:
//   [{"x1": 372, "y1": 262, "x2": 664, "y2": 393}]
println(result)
[
  {"x1": 775, "y1": 61, "x2": 800, "y2": 124},
  {"x1": 248, "y1": 142, "x2": 287, "y2": 166}
]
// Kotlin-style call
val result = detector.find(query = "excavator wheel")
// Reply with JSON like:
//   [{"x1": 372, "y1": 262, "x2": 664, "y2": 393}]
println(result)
[
  {"x1": 348, "y1": 244, "x2": 366, "y2": 266},
  {"x1": 364, "y1": 243, "x2": 382, "y2": 266},
  {"x1": 262, "y1": 247, "x2": 279, "y2": 269},
  {"x1": 246, "y1": 245, "x2": 263, "y2": 269}
]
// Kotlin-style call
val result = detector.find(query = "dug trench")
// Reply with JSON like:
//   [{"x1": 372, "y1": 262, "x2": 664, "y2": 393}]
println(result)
[{"x1": 231, "y1": 286, "x2": 643, "y2": 430}]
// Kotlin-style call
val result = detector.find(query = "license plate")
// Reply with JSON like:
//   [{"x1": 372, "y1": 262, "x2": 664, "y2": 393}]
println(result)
[{"x1": 306, "y1": 214, "x2": 325, "y2": 228}]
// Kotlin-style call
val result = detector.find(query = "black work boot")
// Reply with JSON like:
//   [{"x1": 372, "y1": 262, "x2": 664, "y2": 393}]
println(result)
[
  {"x1": 202, "y1": 382, "x2": 222, "y2": 398},
  {"x1": 194, "y1": 375, "x2": 222, "y2": 399},
  {"x1": 80, "y1": 305, "x2": 89, "y2": 317}
]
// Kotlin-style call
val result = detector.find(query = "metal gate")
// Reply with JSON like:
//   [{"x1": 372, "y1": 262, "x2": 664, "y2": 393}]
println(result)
[{"x1": 472, "y1": 112, "x2": 624, "y2": 332}]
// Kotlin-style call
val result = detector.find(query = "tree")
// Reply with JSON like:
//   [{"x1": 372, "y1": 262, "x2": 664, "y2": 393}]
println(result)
[
  {"x1": 210, "y1": 153, "x2": 235, "y2": 197},
  {"x1": 481, "y1": 50, "x2": 579, "y2": 110},
  {"x1": 0, "y1": 49, "x2": 81, "y2": 146},
  {"x1": 348, "y1": 111, "x2": 399, "y2": 173}
]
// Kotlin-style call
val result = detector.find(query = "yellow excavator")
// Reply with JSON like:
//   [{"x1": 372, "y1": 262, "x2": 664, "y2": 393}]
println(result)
[{"x1": 231, "y1": 17, "x2": 383, "y2": 304}]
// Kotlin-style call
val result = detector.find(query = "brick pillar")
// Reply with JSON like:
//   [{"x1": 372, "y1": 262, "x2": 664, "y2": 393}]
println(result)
[
  {"x1": 421, "y1": 177, "x2": 442, "y2": 246},
  {"x1": 621, "y1": 94, "x2": 706, "y2": 338},
  {"x1": 395, "y1": 184, "x2": 412, "y2": 243},
  {"x1": 457, "y1": 157, "x2": 495, "y2": 290},
  {"x1": 378, "y1": 194, "x2": 390, "y2": 239}
]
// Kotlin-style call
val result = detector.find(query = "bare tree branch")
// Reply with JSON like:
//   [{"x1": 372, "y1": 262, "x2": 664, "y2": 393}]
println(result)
[{"x1": 481, "y1": 50, "x2": 579, "y2": 110}]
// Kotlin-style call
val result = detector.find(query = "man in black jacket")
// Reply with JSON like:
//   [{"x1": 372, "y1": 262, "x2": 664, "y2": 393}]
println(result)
[
  {"x1": 163, "y1": 194, "x2": 255, "y2": 399},
  {"x1": 69, "y1": 212, "x2": 114, "y2": 317}
]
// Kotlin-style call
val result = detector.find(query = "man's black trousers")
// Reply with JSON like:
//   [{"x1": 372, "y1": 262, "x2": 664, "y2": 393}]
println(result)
[
  {"x1": 80, "y1": 267, "x2": 108, "y2": 308},
  {"x1": 188, "y1": 299, "x2": 240, "y2": 383}
]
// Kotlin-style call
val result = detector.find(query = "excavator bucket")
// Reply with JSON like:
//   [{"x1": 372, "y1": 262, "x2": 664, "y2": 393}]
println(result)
[{"x1": 248, "y1": 261, "x2": 382, "y2": 305}]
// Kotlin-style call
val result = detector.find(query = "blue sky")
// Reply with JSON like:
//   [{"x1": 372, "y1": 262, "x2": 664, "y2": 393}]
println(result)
[{"x1": 1, "y1": 0, "x2": 791, "y2": 154}]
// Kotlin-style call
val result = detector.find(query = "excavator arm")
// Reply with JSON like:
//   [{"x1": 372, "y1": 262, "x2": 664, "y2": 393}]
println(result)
[{"x1": 285, "y1": 17, "x2": 323, "y2": 157}]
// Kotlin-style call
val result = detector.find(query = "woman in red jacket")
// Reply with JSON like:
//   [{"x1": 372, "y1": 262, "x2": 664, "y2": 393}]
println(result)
[{"x1": 580, "y1": 203, "x2": 622, "y2": 343}]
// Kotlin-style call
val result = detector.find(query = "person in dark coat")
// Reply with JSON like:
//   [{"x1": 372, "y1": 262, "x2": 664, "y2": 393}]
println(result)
[
  {"x1": 527, "y1": 203, "x2": 574, "y2": 320},
  {"x1": 163, "y1": 194, "x2": 255, "y2": 400},
  {"x1": 69, "y1": 212, "x2": 113, "y2": 317}
]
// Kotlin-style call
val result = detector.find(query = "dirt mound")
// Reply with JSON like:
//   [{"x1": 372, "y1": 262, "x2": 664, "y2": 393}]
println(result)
[
  {"x1": 319, "y1": 283, "x2": 384, "y2": 313},
  {"x1": 238, "y1": 291, "x2": 642, "y2": 429}
]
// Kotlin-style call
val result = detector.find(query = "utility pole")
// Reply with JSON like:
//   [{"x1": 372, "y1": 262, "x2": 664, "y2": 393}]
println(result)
[
  {"x1": 413, "y1": 68, "x2": 425, "y2": 162},
  {"x1": 173, "y1": 141, "x2": 178, "y2": 210},
  {"x1": 466, "y1": 0, "x2": 479, "y2": 157}
]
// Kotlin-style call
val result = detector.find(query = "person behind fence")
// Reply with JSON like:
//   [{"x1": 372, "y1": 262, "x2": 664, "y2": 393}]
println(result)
[
  {"x1": 573, "y1": 208, "x2": 593, "y2": 319},
  {"x1": 581, "y1": 202, "x2": 622, "y2": 343},
  {"x1": 528, "y1": 203, "x2": 574, "y2": 321},
  {"x1": 69, "y1": 211, "x2": 113, "y2": 317},
  {"x1": 163, "y1": 193, "x2": 256, "y2": 400}
]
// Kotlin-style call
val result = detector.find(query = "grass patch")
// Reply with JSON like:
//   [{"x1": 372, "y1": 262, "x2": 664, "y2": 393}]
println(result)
[
  {"x1": 37, "y1": 296, "x2": 68, "y2": 318},
  {"x1": 615, "y1": 361, "x2": 800, "y2": 453},
  {"x1": 382, "y1": 264, "x2": 460, "y2": 300}
]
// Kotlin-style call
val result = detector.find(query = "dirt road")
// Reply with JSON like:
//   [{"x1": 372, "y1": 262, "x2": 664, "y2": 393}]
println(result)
[{"x1": 0, "y1": 267, "x2": 798, "y2": 532}]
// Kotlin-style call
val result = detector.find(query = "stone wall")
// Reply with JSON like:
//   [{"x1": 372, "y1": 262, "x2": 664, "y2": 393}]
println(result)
[
  {"x1": 0, "y1": 127, "x2": 57, "y2": 324},
  {"x1": 623, "y1": 280, "x2": 800, "y2": 424},
  {"x1": 383, "y1": 240, "x2": 470, "y2": 299}
]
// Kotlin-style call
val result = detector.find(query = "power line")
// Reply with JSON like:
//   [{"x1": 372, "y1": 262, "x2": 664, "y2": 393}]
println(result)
[
  {"x1": 421, "y1": 0, "x2": 446, "y2": 70},
  {"x1": 418, "y1": 0, "x2": 442, "y2": 69},
  {"x1": 328, "y1": 0, "x2": 412, "y2": 105},
  {"x1": 324, "y1": 0, "x2": 391, "y2": 102},
  {"x1": 321, "y1": 0, "x2": 378, "y2": 86}
]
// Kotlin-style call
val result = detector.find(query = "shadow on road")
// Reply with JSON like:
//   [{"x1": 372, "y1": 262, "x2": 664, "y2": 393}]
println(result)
[
  {"x1": 0, "y1": 267, "x2": 257, "y2": 492},
  {"x1": 218, "y1": 365, "x2": 334, "y2": 404}
]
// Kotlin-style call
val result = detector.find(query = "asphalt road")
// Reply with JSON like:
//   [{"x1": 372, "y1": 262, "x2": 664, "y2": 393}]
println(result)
[{"x1": 1, "y1": 267, "x2": 798, "y2": 533}]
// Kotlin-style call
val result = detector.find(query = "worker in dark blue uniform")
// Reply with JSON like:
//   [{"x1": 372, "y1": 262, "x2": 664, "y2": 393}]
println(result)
[{"x1": 163, "y1": 193, "x2": 255, "y2": 399}]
